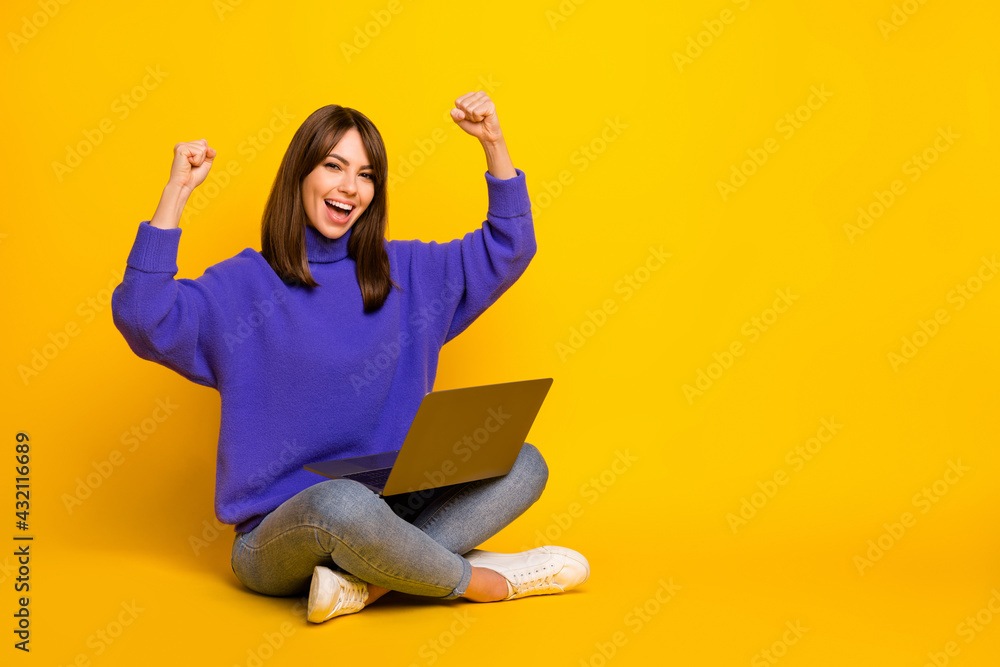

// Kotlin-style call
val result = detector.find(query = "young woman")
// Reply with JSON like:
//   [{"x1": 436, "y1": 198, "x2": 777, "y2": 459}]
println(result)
[{"x1": 111, "y1": 92, "x2": 589, "y2": 623}]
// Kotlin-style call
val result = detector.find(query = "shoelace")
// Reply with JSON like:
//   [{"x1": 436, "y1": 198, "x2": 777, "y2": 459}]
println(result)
[
  {"x1": 506, "y1": 560, "x2": 561, "y2": 596},
  {"x1": 329, "y1": 576, "x2": 368, "y2": 618}
]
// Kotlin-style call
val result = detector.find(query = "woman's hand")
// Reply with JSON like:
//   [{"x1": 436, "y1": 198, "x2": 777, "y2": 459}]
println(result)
[
  {"x1": 148, "y1": 139, "x2": 216, "y2": 230},
  {"x1": 450, "y1": 92, "x2": 504, "y2": 145},
  {"x1": 167, "y1": 139, "x2": 216, "y2": 194},
  {"x1": 450, "y1": 92, "x2": 516, "y2": 179}
]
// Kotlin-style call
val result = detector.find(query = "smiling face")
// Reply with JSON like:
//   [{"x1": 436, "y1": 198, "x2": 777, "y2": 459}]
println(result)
[{"x1": 300, "y1": 127, "x2": 375, "y2": 240}]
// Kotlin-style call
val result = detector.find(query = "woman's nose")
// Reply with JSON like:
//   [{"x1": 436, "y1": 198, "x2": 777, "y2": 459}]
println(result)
[{"x1": 339, "y1": 178, "x2": 357, "y2": 195}]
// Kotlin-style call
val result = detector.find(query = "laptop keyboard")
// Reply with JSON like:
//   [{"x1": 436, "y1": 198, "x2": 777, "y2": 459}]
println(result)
[{"x1": 342, "y1": 467, "x2": 393, "y2": 488}]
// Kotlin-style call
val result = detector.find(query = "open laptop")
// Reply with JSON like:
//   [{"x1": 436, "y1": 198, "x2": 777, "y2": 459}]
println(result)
[{"x1": 303, "y1": 378, "x2": 553, "y2": 497}]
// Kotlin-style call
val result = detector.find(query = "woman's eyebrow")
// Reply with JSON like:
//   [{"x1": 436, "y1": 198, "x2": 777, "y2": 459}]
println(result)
[{"x1": 327, "y1": 152, "x2": 373, "y2": 170}]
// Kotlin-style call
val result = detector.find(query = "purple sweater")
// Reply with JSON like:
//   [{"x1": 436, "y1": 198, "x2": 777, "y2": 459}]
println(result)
[{"x1": 112, "y1": 168, "x2": 535, "y2": 533}]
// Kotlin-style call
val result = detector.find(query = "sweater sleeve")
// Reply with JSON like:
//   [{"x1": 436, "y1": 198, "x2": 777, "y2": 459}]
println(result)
[
  {"x1": 404, "y1": 168, "x2": 536, "y2": 345},
  {"x1": 111, "y1": 221, "x2": 228, "y2": 389}
]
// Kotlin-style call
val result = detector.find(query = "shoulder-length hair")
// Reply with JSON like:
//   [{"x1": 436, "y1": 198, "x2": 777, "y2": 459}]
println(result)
[{"x1": 260, "y1": 104, "x2": 400, "y2": 312}]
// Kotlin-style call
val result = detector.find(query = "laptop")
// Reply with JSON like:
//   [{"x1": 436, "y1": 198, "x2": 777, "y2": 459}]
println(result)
[{"x1": 302, "y1": 378, "x2": 553, "y2": 497}]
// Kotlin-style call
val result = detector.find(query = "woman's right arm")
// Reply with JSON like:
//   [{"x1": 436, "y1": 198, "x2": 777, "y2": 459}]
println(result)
[
  {"x1": 111, "y1": 140, "x2": 229, "y2": 388},
  {"x1": 150, "y1": 139, "x2": 215, "y2": 230}
]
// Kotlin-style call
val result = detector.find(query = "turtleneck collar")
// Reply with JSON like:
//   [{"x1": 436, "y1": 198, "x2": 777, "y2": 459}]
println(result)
[{"x1": 305, "y1": 223, "x2": 353, "y2": 263}]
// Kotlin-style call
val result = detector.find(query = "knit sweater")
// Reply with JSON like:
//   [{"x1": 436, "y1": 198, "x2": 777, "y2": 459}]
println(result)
[{"x1": 111, "y1": 168, "x2": 535, "y2": 533}]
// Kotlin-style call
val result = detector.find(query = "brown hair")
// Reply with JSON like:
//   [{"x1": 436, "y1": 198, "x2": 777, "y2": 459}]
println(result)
[{"x1": 260, "y1": 104, "x2": 400, "y2": 312}]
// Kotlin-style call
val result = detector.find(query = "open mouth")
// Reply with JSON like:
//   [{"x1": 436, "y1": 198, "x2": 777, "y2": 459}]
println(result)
[{"x1": 325, "y1": 200, "x2": 353, "y2": 223}]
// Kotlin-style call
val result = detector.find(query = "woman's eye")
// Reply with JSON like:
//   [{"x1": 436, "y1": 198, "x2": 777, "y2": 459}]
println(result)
[{"x1": 324, "y1": 163, "x2": 373, "y2": 180}]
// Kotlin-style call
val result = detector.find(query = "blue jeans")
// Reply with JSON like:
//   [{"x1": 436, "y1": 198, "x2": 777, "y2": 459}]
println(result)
[{"x1": 231, "y1": 442, "x2": 548, "y2": 600}]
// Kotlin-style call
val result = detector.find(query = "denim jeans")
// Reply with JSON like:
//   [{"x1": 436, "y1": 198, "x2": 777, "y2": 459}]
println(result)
[{"x1": 231, "y1": 442, "x2": 548, "y2": 600}]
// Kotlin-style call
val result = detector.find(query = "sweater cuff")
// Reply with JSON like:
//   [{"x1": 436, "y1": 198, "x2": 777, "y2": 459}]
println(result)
[
  {"x1": 125, "y1": 220, "x2": 182, "y2": 274},
  {"x1": 485, "y1": 168, "x2": 531, "y2": 218}
]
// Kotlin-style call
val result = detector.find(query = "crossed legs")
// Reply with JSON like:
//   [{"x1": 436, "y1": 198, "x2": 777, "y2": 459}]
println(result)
[{"x1": 231, "y1": 442, "x2": 549, "y2": 602}]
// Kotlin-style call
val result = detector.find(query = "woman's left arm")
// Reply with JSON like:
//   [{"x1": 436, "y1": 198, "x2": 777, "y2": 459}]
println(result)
[
  {"x1": 450, "y1": 91, "x2": 517, "y2": 180},
  {"x1": 394, "y1": 92, "x2": 536, "y2": 345}
]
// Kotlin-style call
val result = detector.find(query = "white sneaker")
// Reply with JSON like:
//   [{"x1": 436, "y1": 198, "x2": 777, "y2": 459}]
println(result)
[
  {"x1": 463, "y1": 545, "x2": 590, "y2": 601},
  {"x1": 307, "y1": 565, "x2": 369, "y2": 623}
]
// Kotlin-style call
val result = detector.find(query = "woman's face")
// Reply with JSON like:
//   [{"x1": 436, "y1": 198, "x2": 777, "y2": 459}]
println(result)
[{"x1": 301, "y1": 127, "x2": 375, "y2": 239}]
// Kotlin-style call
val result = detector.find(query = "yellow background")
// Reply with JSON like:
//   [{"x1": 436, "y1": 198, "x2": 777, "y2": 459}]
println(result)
[{"x1": 3, "y1": 0, "x2": 999, "y2": 664}]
